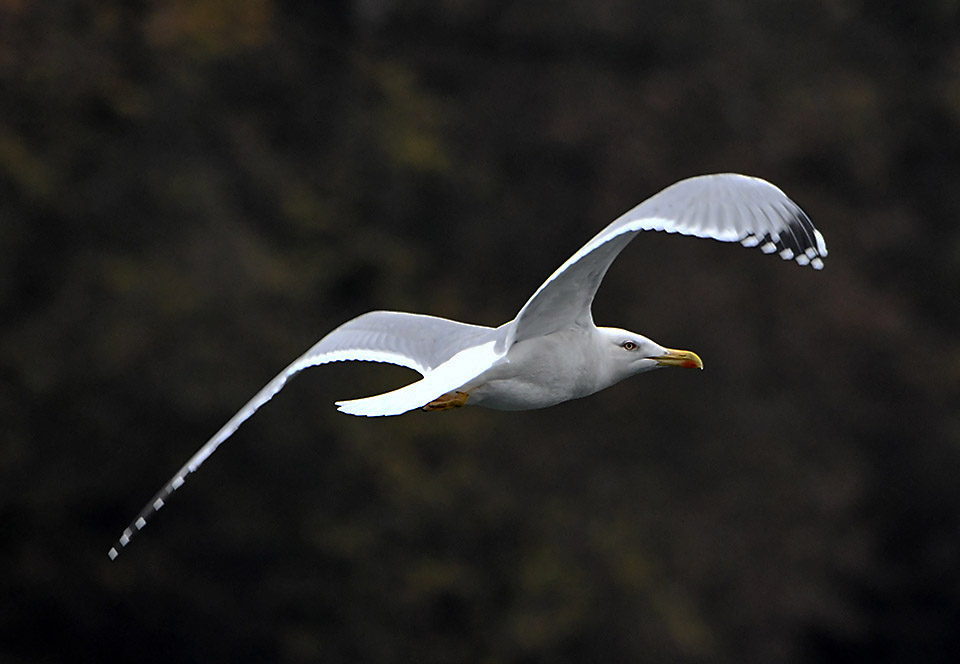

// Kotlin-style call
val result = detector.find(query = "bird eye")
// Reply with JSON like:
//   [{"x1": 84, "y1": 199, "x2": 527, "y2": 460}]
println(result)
[{"x1": 621, "y1": 341, "x2": 638, "y2": 351}]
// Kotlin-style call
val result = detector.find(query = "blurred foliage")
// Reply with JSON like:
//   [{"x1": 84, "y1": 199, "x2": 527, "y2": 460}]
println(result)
[{"x1": 2, "y1": 1, "x2": 960, "y2": 662}]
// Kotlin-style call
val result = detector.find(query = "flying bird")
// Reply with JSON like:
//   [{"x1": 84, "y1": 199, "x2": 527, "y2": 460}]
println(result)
[{"x1": 108, "y1": 173, "x2": 827, "y2": 559}]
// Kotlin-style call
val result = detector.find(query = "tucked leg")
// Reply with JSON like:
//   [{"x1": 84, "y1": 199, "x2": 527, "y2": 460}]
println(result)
[{"x1": 422, "y1": 390, "x2": 470, "y2": 411}]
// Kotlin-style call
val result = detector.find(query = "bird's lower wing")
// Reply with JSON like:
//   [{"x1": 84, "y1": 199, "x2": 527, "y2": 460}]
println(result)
[
  {"x1": 508, "y1": 173, "x2": 827, "y2": 345},
  {"x1": 336, "y1": 338, "x2": 503, "y2": 416},
  {"x1": 108, "y1": 310, "x2": 498, "y2": 559}
]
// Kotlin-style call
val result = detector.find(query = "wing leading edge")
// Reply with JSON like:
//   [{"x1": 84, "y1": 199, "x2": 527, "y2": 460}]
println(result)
[{"x1": 509, "y1": 173, "x2": 826, "y2": 345}]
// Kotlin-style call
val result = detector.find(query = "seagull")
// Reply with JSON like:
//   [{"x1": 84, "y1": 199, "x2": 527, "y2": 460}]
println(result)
[{"x1": 108, "y1": 173, "x2": 826, "y2": 559}]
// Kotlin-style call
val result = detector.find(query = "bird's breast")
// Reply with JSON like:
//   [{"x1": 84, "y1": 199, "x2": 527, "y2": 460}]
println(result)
[{"x1": 463, "y1": 330, "x2": 608, "y2": 411}]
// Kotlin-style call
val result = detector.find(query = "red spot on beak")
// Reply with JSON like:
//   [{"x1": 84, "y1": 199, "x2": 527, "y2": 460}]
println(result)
[{"x1": 681, "y1": 359, "x2": 700, "y2": 369}]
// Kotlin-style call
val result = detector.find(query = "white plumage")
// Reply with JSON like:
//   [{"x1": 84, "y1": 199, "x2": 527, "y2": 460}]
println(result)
[{"x1": 108, "y1": 173, "x2": 826, "y2": 559}]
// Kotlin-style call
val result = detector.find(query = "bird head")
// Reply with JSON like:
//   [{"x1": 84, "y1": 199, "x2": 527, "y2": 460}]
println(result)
[{"x1": 597, "y1": 327, "x2": 703, "y2": 382}]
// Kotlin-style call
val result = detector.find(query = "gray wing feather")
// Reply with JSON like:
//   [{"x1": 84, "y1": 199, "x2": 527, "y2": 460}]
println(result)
[
  {"x1": 324, "y1": 311, "x2": 498, "y2": 373},
  {"x1": 508, "y1": 173, "x2": 826, "y2": 345},
  {"x1": 108, "y1": 310, "x2": 496, "y2": 559}
]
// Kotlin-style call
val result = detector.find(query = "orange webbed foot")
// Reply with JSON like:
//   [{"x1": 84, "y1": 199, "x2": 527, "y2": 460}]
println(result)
[{"x1": 422, "y1": 391, "x2": 470, "y2": 411}]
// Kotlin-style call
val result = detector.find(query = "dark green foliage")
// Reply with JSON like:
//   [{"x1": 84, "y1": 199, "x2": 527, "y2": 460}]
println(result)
[{"x1": 2, "y1": 1, "x2": 959, "y2": 662}]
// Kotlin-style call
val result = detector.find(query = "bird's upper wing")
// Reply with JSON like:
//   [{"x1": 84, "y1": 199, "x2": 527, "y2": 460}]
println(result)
[
  {"x1": 507, "y1": 173, "x2": 827, "y2": 345},
  {"x1": 108, "y1": 311, "x2": 498, "y2": 559}
]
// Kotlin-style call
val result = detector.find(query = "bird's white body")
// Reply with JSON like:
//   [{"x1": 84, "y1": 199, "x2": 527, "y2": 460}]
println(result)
[
  {"x1": 469, "y1": 329, "x2": 606, "y2": 410},
  {"x1": 109, "y1": 173, "x2": 827, "y2": 558},
  {"x1": 464, "y1": 326, "x2": 665, "y2": 410}
]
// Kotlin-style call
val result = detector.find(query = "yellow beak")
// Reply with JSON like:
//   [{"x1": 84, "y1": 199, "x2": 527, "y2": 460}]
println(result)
[{"x1": 653, "y1": 348, "x2": 704, "y2": 370}]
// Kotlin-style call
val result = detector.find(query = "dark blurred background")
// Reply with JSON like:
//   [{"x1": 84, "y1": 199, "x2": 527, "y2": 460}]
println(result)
[{"x1": 2, "y1": 1, "x2": 959, "y2": 662}]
